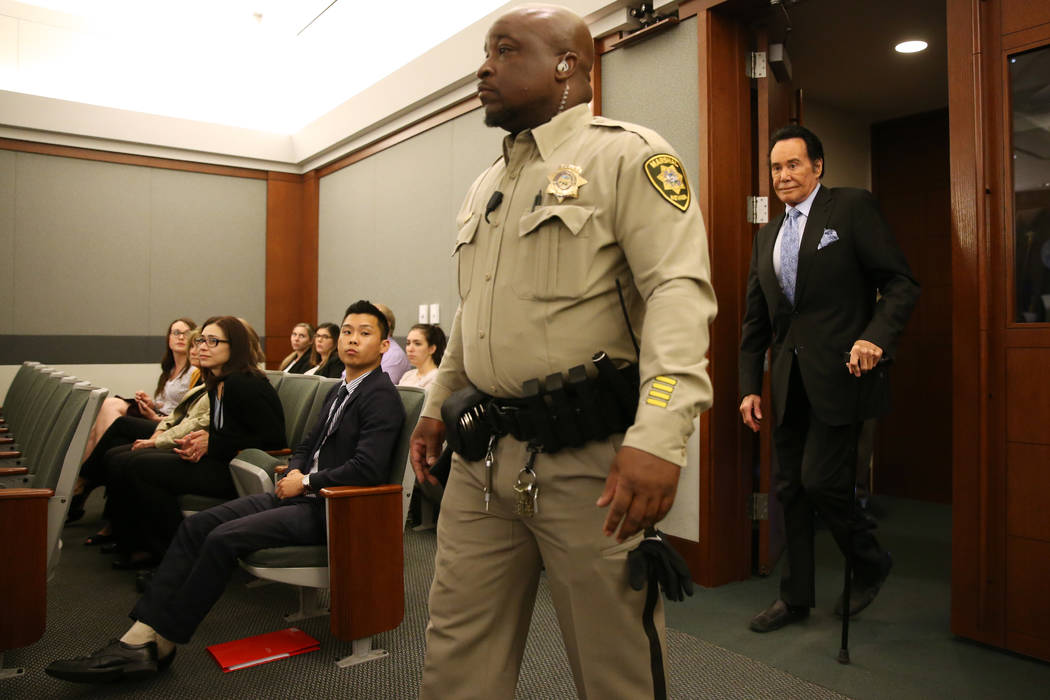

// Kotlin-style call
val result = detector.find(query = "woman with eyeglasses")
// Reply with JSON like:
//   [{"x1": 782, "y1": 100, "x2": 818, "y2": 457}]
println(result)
[
  {"x1": 303, "y1": 322, "x2": 342, "y2": 378},
  {"x1": 105, "y1": 316, "x2": 286, "y2": 571},
  {"x1": 68, "y1": 317, "x2": 199, "y2": 523},
  {"x1": 79, "y1": 328, "x2": 213, "y2": 547},
  {"x1": 279, "y1": 323, "x2": 315, "y2": 374}
]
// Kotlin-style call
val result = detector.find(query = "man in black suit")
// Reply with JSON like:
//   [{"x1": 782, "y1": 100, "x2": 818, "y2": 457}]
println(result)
[
  {"x1": 739, "y1": 125, "x2": 919, "y2": 633},
  {"x1": 46, "y1": 300, "x2": 406, "y2": 683}
]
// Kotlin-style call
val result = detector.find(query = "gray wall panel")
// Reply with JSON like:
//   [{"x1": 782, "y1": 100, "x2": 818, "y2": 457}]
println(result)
[
  {"x1": 14, "y1": 153, "x2": 152, "y2": 335},
  {"x1": 1, "y1": 150, "x2": 266, "y2": 353},
  {"x1": 0, "y1": 150, "x2": 14, "y2": 335},
  {"x1": 600, "y1": 16, "x2": 701, "y2": 186},
  {"x1": 318, "y1": 107, "x2": 503, "y2": 336},
  {"x1": 149, "y1": 169, "x2": 266, "y2": 333}
]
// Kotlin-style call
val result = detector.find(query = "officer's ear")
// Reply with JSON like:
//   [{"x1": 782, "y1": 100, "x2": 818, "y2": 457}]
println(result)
[
  {"x1": 555, "y1": 52, "x2": 578, "y2": 80},
  {"x1": 814, "y1": 158, "x2": 824, "y2": 179}
]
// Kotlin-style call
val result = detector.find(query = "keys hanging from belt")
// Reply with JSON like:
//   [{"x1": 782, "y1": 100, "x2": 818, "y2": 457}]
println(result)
[
  {"x1": 514, "y1": 443, "x2": 541, "y2": 517},
  {"x1": 483, "y1": 434, "x2": 497, "y2": 512}
]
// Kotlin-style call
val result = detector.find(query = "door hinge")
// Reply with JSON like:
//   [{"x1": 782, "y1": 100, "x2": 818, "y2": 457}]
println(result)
[
  {"x1": 748, "y1": 492, "x2": 769, "y2": 521},
  {"x1": 747, "y1": 51, "x2": 767, "y2": 78},
  {"x1": 747, "y1": 196, "x2": 769, "y2": 224}
]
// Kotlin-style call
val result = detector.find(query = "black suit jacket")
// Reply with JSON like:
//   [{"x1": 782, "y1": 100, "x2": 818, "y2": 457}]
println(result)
[
  {"x1": 288, "y1": 368, "x2": 405, "y2": 489},
  {"x1": 739, "y1": 186, "x2": 920, "y2": 426},
  {"x1": 207, "y1": 371, "x2": 286, "y2": 464}
]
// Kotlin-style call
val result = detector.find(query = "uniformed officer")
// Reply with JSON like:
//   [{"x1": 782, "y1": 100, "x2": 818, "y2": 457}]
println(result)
[{"x1": 409, "y1": 5, "x2": 717, "y2": 698}]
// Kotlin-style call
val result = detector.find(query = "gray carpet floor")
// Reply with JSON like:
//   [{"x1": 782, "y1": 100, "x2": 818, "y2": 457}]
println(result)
[{"x1": 4, "y1": 492, "x2": 850, "y2": 699}]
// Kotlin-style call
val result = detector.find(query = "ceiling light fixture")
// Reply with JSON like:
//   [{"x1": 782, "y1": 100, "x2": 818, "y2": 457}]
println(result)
[{"x1": 895, "y1": 40, "x2": 928, "y2": 54}]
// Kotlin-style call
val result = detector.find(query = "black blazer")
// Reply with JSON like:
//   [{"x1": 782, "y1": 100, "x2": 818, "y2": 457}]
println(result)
[
  {"x1": 283, "y1": 352, "x2": 313, "y2": 374},
  {"x1": 313, "y1": 354, "x2": 344, "y2": 379},
  {"x1": 207, "y1": 371, "x2": 287, "y2": 464},
  {"x1": 288, "y1": 368, "x2": 405, "y2": 489},
  {"x1": 739, "y1": 186, "x2": 919, "y2": 426}
]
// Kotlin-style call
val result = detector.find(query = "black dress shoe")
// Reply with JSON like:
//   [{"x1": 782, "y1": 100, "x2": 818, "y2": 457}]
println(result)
[
  {"x1": 85, "y1": 532, "x2": 116, "y2": 546},
  {"x1": 749, "y1": 599, "x2": 809, "y2": 633},
  {"x1": 65, "y1": 492, "x2": 88, "y2": 524},
  {"x1": 44, "y1": 639, "x2": 175, "y2": 684},
  {"x1": 99, "y1": 542, "x2": 118, "y2": 555},
  {"x1": 835, "y1": 552, "x2": 893, "y2": 618}
]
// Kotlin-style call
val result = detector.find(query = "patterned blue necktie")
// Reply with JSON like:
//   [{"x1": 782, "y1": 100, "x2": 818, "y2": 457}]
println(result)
[{"x1": 778, "y1": 207, "x2": 803, "y2": 305}]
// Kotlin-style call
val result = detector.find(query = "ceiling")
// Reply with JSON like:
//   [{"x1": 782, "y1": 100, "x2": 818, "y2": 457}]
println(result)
[
  {"x1": 760, "y1": 0, "x2": 948, "y2": 123},
  {"x1": 0, "y1": 0, "x2": 508, "y2": 133}
]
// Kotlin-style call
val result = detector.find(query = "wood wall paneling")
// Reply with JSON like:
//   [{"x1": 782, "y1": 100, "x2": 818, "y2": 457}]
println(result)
[
  {"x1": 1005, "y1": 536, "x2": 1050, "y2": 661},
  {"x1": 1005, "y1": 442, "x2": 1050, "y2": 541},
  {"x1": 871, "y1": 110, "x2": 953, "y2": 504},
  {"x1": 265, "y1": 172, "x2": 318, "y2": 369},
  {"x1": 1005, "y1": 347, "x2": 1050, "y2": 444},
  {"x1": 1000, "y1": 0, "x2": 1050, "y2": 38}
]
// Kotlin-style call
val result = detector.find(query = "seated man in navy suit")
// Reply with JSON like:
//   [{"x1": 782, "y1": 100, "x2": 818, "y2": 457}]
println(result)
[{"x1": 46, "y1": 300, "x2": 406, "y2": 683}]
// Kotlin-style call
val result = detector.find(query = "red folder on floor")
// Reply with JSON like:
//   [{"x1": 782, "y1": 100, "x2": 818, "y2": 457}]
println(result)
[{"x1": 207, "y1": 627, "x2": 320, "y2": 672}]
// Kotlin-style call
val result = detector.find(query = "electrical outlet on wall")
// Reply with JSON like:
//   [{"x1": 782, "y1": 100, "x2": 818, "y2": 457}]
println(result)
[
  {"x1": 429, "y1": 303, "x2": 440, "y2": 324},
  {"x1": 418, "y1": 304, "x2": 428, "y2": 323}
]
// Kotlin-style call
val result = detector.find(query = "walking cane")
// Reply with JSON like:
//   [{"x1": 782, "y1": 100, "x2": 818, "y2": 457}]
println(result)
[{"x1": 838, "y1": 354, "x2": 890, "y2": 665}]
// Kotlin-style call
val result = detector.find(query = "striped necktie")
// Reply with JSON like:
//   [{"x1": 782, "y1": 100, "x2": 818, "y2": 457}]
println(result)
[{"x1": 778, "y1": 207, "x2": 803, "y2": 305}]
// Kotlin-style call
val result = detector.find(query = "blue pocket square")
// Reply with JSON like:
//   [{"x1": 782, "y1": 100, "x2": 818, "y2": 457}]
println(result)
[{"x1": 817, "y1": 229, "x2": 839, "y2": 250}]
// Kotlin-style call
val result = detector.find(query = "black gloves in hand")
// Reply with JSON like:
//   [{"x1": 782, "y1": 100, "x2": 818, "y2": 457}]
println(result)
[{"x1": 627, "y1": 529, "x2": 694, "y2": 603}]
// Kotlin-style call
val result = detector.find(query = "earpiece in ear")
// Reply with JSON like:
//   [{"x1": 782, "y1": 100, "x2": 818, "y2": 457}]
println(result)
[{"x1": 557, "y1": 60, "x2": 570, "y2": 73}]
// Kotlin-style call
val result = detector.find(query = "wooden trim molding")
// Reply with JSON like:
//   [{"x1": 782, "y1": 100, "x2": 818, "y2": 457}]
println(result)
[{"x1": 0, "y1": 137, "x2": 267, "y2": 179}]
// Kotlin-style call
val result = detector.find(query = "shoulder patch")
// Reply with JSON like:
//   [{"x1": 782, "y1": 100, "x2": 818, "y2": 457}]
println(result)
[{"x1": 644, "y1": 154, "x2": 691, "y2": 212}]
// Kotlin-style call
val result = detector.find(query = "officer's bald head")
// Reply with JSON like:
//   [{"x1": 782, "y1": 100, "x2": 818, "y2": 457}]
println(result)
[
  {"x1": 505, "y1": 4, "x2": 594, "y2": 76},
  {"x1": 477, "y1": 4, "x2": 594, "y2": 133}
]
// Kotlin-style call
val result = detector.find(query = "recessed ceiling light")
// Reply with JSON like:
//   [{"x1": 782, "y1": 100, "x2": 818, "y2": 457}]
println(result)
[{"x1": 895, "y1": 40, "x2": 928, "y2": 54}]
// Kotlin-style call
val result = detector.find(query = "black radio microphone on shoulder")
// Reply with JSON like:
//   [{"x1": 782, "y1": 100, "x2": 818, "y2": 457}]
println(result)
[{"x1": 484, "y1": 191, "x2": 504, "y2": 223}]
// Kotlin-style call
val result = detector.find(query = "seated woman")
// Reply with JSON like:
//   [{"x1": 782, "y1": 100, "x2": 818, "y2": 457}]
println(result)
[
  {"x1": 105, "y1": 316, "x2": 286, "y2": 570},
  {"x1": 399, "y1": 323, "x2": 447, "y2": 390},
  {"x1": 82, "y1": 329, "x2": 211, "y2": 546},
  {"x1": 303, "y1": 322, "x2": 342, "y2": 378},
  {"x1": 81, "y1": 318, "x2": 197, "y2": 457},
  {"x1": 400, "y1": 324, "x2": 447, "y2": 529},
  {"x1": 68, "y1": 318, "x2": 199, "y2": 522},
  {"x1": 279, "y1": 323, "x2": 315, "y2": 374}
]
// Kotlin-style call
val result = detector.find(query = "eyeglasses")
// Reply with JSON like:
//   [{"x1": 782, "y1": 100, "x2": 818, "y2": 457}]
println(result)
[
  {"x1": 170, "y1": 329, "x2": 189, "y2": 338},
  {"x1": 193, "y1": 336, "x2": 230, "y2": 348},
  {"x1": 316, "y1": 333, "x2": 333, "y2": 341}
]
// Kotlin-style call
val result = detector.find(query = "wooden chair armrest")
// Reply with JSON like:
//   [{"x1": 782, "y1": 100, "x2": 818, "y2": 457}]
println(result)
[
  {"x1": 322, "y1": 483, "x2": 404, "y2": 641},
  {"x1": 0, "y1": 437, "x2": 13, "y2": 444},
  {"x1": 0, "y1": 488, "x2": 53, "y2": 500},
  {"x1": 320, "y1": 484, "x2": 402, "y2": 499},
  {"x1": 0, "y1": 466, "x2": 30, "y2": 476},
  {"x1": 266, "y1": 448, "x2": 293, "y2": 456},
  {"x1": 0, "y1": 451, "x2": 23, "y2": 460},
  {"x1": 0, "y1": 427, "x2": 9, "y2": 434}
]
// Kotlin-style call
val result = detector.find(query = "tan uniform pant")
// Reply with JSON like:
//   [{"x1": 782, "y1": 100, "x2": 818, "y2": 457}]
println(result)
[{"x1": 420, "y1": 435, "x2": 666, "y2": 700}]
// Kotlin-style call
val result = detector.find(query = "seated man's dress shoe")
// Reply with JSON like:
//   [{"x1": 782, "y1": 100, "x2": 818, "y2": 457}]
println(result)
[
  {"x1": 45, "y1": 639, "x2": 175, "y2": 683},
  {"x1": 835, "y1": 551, "x2": 893, "y2": 618},
  {"x1": 749, "y1": 599, "x2": 809, "y2": 633}
]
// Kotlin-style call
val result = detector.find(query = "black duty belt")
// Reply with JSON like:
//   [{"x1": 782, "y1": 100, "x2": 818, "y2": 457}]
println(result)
[{"x1": 442, "y1": 351, "x2": 639, "y2": 461}]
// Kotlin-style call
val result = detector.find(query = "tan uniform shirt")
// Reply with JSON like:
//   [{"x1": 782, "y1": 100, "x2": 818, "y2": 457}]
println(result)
[{"x1": 422, "y1": 103, "x2": 717, "y2": 467}]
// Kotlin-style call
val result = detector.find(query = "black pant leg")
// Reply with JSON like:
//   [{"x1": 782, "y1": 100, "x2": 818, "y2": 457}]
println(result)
[
  {"x1": 132, "y1": 495, "x2": 324, "y2": 643},
  {"x1": 100, "y1": 444, "x2": 136, "y2": 521},
  {"x1": 80, "y1": 416, "x2": 159, "y2": 484},
  {"x1": 127, "y1": 453, "x2": 237, "y2": 558},
  {"x1": 773, "y1": 365, "x2": 816, "y2": 607}
]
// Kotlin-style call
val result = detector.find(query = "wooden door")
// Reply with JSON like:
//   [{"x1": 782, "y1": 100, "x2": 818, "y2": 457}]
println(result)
[{"x1": 750, "y1": 27, "x2": 796, "y2": 575}]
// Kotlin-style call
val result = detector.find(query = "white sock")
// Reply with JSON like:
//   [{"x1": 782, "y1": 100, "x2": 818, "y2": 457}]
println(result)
[
  {"x1": 120, "y1": 621, "x2": 156, "y2": 646},
  {"x1": 120, "y1": 622, "x2": 175, "y2": 658}
]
